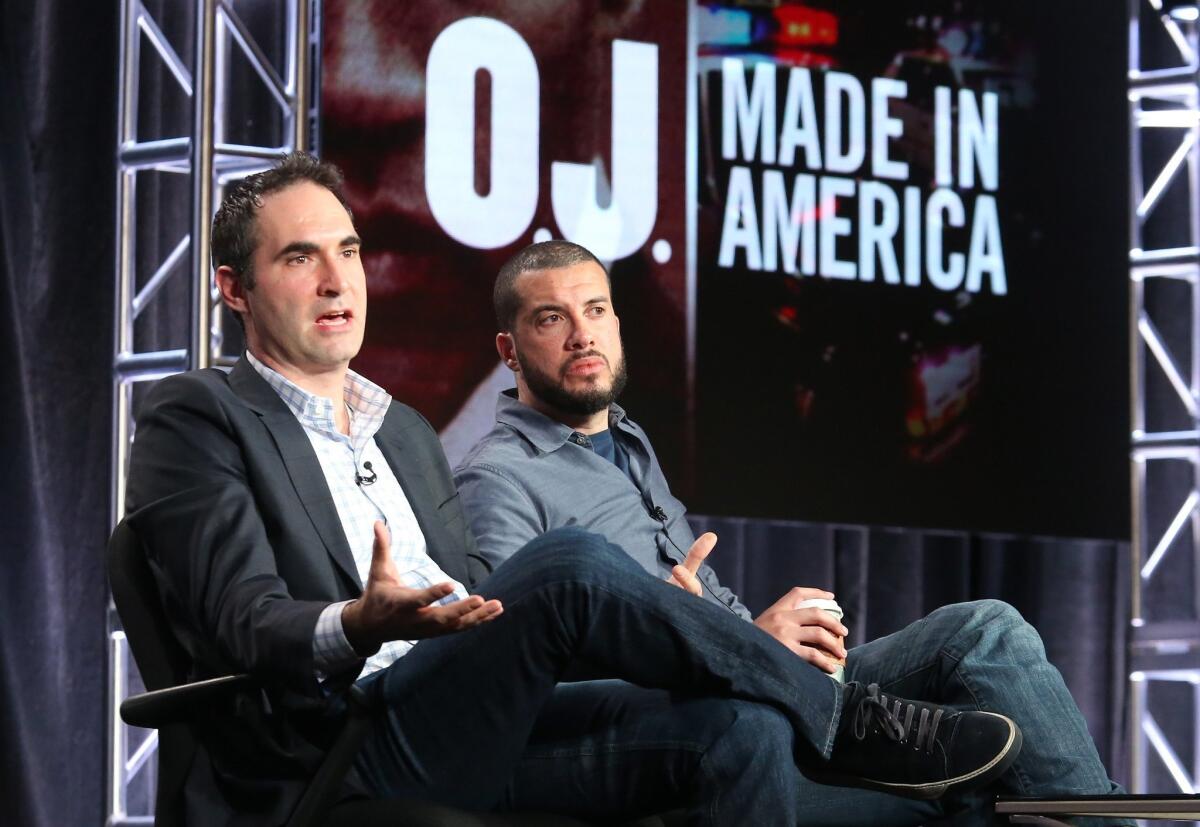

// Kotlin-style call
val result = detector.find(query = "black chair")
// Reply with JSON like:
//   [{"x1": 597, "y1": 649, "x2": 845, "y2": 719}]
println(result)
[{"x1": 109, "y1": 519, "x2": 673, "y2": 827}]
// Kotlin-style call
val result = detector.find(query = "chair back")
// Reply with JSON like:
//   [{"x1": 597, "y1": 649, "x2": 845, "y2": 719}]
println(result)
[
  {"x1": 107, "y1": 518, "x2": 196, "y2": 827},
  {"x1": 107, "y1": 519, "x2": 191, "y2": 691}
]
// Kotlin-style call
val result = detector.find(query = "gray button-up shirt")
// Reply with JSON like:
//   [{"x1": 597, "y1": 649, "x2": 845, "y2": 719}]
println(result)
[{"x1": 454, "y1": 391, "x2": 750, "y2": 619}]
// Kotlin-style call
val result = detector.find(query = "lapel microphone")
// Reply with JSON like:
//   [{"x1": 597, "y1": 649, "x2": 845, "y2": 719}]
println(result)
[{"x1": 355, "y1": 461, "x2": 377, "y2": 487}]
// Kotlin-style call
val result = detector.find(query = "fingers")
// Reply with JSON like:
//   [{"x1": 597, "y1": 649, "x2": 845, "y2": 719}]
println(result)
[
  {"x1": 667, "y1": 533, "x2": 716, "y2": 597},
  {"x1": 788, "y1": 642, "x2": 844, "y2": 675},
  {"x1": 782, "y1": 585, "x2": 835, "y2": 609},
  {"x1": 368, "y1": 521, "x2": 398, "y2": 583},
  {"x1": 419, "y1": 596, "x2": 505, "y2": 635},
  {"x1": 763, "y1": 585, "x2": 835, "y2": 615},
  {"x1": 765, "y1": 620, "x2": 846, "y2": 672},
  {"x1": 790, "y1": 619, "x2": 848, "y2": 659},
  {"x1": 793, "y1": 607, "x2": 849, "y2": 639},
  {"x1": 753, "y1": 607, "x2": 848, "y2": 663},
  {"x1": 683, "y1": 532, "x2": 718, "y2": 574},
  {"x1": 406, "y1": 581, "x2": 458, "y2": 608},
  {"x1": 458, "y1": 599, "x2": 504, "y2": 627},
  {"x1": 669, "y1": 564, "x2": 703, "y2": 597}
]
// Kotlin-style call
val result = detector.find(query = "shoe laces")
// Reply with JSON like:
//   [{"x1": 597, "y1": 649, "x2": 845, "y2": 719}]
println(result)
[{"x1": 851, "y1": 683, "x2": 945, "y2": 754}]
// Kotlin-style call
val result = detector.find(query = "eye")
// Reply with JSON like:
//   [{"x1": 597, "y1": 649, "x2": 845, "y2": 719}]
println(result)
[
  {"x1": 586, "y1": 305, "x2": 606, "y2": 317},
  {"x1": 537, "y1": 312, "x2": 563, "y2": 327},
  {"x1": 288, "y1": 254, "x2": 311, "y2": 265},
  {"x1": 341, "y1": 247, "x2": 359, "y2": 259}
]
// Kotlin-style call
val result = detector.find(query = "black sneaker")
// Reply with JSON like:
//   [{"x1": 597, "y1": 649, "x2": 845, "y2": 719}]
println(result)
[{"x1": 808, "y1": 682, "x2": 1023, "y2": 801}]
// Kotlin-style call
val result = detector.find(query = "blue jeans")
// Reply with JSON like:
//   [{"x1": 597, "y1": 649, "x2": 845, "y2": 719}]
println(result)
[
  {"x1": 789, "y1": 600, "x2": 1128, "y2": 827},
  {"x1": 353, "y1": 527, "x2": 835, "y2": 824},
  {"x1": 500, "y1": 680, "x2": 802, "y2": 823}
]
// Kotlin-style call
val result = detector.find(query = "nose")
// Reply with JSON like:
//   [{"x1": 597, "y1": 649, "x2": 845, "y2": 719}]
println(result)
[
  {"x1": 564, "y1": 313, "x2": 594, "y2": 351},
  {"x1": 316, "y1": 256, "x2": 351, "y2": 296}
]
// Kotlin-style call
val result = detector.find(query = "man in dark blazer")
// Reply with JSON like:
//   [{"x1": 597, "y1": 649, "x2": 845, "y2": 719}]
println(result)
[{"x1": 124, "y1": 153, "x2": 1021, "y2": 826}]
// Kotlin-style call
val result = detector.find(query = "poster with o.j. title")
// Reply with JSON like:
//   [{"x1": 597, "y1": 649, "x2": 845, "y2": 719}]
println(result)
[{"x1": 323, "y1": 0, "x2": 1129, "y2": 540}]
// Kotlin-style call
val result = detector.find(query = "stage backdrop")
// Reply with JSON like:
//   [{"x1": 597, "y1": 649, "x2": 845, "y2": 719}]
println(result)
[{"x1": 321, "y1": 0, "x2": 1129, "y2": 540}]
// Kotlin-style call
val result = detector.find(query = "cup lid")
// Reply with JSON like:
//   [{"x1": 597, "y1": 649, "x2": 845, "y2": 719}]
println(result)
[{"x1": 795, "y1": 597, "x2": 843, "y2": 617}]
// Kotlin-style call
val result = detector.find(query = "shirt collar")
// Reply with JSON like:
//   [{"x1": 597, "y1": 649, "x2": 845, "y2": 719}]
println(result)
[
  {"x1": 494, "y1": 389, "x2": 632, "y2": 455},
  {"x1": 246, "y1": 351, "x2": 392, "y2": 439}
]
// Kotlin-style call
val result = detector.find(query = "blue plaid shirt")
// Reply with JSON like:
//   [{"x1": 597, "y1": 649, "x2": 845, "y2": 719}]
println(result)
[{"x1": 247, "y1": 353, "x2": 468, "y2": 679}]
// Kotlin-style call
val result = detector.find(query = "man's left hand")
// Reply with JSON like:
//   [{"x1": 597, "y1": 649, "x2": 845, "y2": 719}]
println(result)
[
  {"x1": 753, "y1": 587, "x2": 848, "y2": 674},
  {"x1": 666, "y1": 532, "x2": 718, "y2": 597}
]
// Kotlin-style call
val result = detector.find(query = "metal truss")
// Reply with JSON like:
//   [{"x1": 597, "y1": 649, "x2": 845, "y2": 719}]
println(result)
[
  {"x1": 109, "y1": 1, "x2": 318, "y2": 823},
  {"x1": 1129, "y1": 0, "x2": 1200, "y2": 807}
]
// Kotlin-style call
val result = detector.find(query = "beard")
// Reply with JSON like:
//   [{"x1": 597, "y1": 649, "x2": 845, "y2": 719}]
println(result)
[{"x1": 517, "y1": 348, "x2": 629, "y2": 417}]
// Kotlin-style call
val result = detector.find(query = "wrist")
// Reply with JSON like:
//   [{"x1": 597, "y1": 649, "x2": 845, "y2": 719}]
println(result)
[{"x1": 340, "y1": 599, "x2": 381, "y2": 657}]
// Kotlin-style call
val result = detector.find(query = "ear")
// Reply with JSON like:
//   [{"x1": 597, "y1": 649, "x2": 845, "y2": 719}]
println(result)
[
  {"x1": 216, "y1": 265, "x2": 250, "y2": 316},
  {"x1": 496, "y1": 332, "x2": 519, "y2": 371}
]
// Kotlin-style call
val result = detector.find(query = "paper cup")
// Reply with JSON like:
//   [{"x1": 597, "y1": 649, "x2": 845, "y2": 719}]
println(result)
[{"x1": 796, "y1": 598, "x2": 846, "y2": 682}]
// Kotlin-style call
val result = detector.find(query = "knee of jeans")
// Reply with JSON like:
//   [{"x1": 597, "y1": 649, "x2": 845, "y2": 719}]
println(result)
[
  {"x1": 723, "y1": 701, "x2": 795, "y2": 763},
  {"x1": 513, "y1": 526, "x2": 633, "y2": 579},
  {"x1": 971, "y1": 598, "x2": 1025, "y2": 629},
  {"x1": 957, "y1": 599, "x2": 1044, "y2": 652}
]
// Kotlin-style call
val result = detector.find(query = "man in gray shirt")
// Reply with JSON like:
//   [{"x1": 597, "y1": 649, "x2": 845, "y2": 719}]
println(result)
[{"x1": 454, "y1": 240, "x2": 1130, "y2": 826}]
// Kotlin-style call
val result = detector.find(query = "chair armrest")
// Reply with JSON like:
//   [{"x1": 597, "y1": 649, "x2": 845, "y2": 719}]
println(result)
[
  {"x1": 120, "y1": 674, "x2": 253, "y2": 729},
  {"x1": 996, "y1": 794, "x2": 1200, "y2": 820}
]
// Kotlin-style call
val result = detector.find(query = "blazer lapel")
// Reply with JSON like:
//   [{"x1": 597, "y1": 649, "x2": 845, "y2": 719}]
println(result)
[
  {"x1": 228, "y1": 359, "x2": 362, "y2": 589},
  {"x1": 374, "y1": 415, "x2": 470, "y2": 586}
]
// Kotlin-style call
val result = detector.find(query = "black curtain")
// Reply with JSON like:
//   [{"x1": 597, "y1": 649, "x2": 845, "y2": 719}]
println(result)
[
  {"x1": 0, "y1": 2, "x2": 119, "y2": 826},
  {"x1": 0, "y1": 4, "x2": 1130, "y2": 827}
]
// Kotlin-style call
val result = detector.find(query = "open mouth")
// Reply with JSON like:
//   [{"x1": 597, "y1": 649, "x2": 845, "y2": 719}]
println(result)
[{"x1": 316, "y1": 310, "x2": 351, "y2": 327}]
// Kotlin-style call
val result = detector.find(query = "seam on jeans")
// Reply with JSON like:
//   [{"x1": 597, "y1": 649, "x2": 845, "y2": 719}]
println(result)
[
  {"x1": 698, "y1": 751, "x2": 718, "y2": 827},
  {"x1": 947, "y1": 652, "x2": 1034, "y2": 796},
  {"x1": 876, "y1": 662, "x2": 943, "y2": 694},
  {"x1": 862, "y1": 611, "x2": 950, "y2": 694},
  {"x1": 821, "y1": 672, "x2": 841, "y2": 758}
]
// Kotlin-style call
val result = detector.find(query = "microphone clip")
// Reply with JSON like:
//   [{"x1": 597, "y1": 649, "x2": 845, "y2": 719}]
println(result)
[{"x1": 355, "y1": 460, "x2": 377, "y2": 487}]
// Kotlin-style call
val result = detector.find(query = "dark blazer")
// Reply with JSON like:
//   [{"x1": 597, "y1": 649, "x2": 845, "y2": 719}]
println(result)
[{"x1": 124, "y1": 358, "x2": 490, "y2": 825}]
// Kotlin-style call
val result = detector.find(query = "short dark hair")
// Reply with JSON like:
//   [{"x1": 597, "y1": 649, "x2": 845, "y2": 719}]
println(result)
[
  {"x1": 211, "y1": 151, "x2": 352, "y2": 292},
  {"x1": 494, "y1": 240, "x2": 609, "y2": 330}
]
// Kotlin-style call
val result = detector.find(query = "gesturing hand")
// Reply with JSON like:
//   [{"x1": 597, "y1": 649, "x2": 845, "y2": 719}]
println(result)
[
  {"x1": 753, "y1": 587, "x2": 848, "y2": 674},
  {"x1": 341, "y1": 521, "x2": 503, "y2": 655},
  {"x1": 666, "y1": 532, "x2": 718, "y2": 597}
]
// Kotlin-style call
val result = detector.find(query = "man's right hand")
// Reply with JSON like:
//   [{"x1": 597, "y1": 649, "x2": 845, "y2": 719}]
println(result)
[
  {"x1": 341, "y1": 521, "x2": 504, "y2": 655},
  {"x1": 753, "y1": 587, "x2": 848, "y2": 674}
]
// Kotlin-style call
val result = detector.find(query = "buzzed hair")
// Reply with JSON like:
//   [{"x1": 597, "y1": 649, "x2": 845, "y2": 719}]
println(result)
[{"x1": 494, "y1": 240, "x2": 608, "y2": 330}]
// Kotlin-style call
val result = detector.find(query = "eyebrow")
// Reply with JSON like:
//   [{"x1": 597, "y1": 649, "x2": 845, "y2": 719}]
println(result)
[
  {"x1": 529, "y1": 296, "x2": 610, "y2": 316},
  {"x1": 274, "y1": 235, "x2": 362, "y2": 261}
]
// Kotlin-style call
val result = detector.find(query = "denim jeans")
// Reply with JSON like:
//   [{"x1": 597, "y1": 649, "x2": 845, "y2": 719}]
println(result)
[
  {"x1": 353, "y1": 529, "x2": 1126, "y2": 826},
  {"x1": 353, "y1": 527, "x2": 835, "y2": 824},
  {"x1": 499, "y1": 680, "x2": 803, "y2": 822},
  {"x1": 788, "y1": 599, "x2": 1128, "y2": 827}
]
